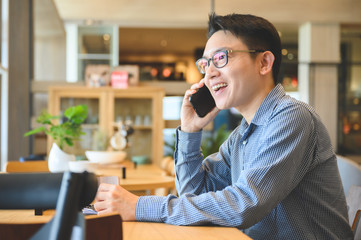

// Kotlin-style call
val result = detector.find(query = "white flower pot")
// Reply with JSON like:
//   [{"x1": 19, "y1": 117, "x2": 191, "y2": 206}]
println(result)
[{"x1": 48, "y1": 143, "x2": 75, "y2": 172}]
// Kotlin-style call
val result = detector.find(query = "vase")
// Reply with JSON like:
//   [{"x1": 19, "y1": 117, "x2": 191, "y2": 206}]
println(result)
[{"x1": 48, "y1": 143, "x2": 75, "y2": 172}]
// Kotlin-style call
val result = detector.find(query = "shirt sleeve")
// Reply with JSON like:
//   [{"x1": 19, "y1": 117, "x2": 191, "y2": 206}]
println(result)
[{"x1": 174, "y1": 127, "x2": 232, "y2": 196}]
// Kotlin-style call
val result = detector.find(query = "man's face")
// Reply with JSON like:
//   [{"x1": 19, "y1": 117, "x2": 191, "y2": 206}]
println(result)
[{"x1": 203, "y1": 30, "x2": 263, "y2": 113}]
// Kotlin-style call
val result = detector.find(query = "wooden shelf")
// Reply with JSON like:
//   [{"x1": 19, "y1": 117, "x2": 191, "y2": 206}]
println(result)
[
  {"x1": 82, "y1": 124, "x2": 100, "y2": 129},
  {"x1": 139, "y1": 81, "x2": 191, "y2": 95},
  {"x1": 48, "y1": 86, "x2": 165, "y2": 166},
  {"x1": 113, "y1": 124, "x2": 153, "y2": 130}
]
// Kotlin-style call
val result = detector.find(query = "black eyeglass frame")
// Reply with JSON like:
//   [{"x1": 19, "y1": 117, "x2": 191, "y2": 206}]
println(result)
[{"x1": 195, "y1": 49, "x2": 265, "y2": 74}]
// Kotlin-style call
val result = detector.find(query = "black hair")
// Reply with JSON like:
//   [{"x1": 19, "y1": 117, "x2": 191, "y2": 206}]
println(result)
[{"x1": 208, "y1": 13, "x2": 282, "y2": 84}]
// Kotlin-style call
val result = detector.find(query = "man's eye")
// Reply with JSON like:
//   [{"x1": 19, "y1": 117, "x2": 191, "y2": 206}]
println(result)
[
  {"x1": 214, "y1": 53, "x2": 225, "y2": 61},
  {"x1": 200, "y1": 61, "x2": 207, "y2": 67}
]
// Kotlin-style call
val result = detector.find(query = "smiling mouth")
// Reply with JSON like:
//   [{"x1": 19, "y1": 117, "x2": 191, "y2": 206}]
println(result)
[{"x1": 212, "y1": 83, "x2": 228, "y2": 92}]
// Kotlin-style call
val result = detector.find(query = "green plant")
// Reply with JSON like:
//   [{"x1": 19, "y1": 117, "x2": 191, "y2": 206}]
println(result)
[
  {"x1": 164, "y1": 124, "x2": 230, "y2": 158},
  {"x1": 164, "y1": 133, "x2": 176, "y2": 157},
  {"x1": 201, "y1": 124, "x2": 230, "y2": 158},
  {"x1": 24, "y1": 105, "x2": 88, "y2": 150}
]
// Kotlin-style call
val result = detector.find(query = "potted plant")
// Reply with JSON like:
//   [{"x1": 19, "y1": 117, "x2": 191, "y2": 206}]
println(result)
[
  {"x1": 162, "y1": 124, "x2": 230, "y2": 176},
  {"x1": 200, "y1": 124, "x2": 230, "y2": 158},
  {"x1": 24, "y1": 104, "x2": 88, "y2": 172}
]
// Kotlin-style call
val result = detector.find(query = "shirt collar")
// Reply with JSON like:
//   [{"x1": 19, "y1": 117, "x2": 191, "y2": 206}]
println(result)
[{"x1": 239, "y1": 84, "x2": 285, "y2": 130}]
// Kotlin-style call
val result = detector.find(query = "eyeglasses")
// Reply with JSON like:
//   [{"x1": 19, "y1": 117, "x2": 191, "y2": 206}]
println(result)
[{"x1": 195, "y1": 49, "x2": 265, "y2": 74}]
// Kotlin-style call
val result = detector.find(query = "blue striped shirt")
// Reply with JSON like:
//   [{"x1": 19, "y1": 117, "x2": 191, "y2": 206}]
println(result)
[{"x1": 136, "y1": 84, "x2": 353, "y2": 239}]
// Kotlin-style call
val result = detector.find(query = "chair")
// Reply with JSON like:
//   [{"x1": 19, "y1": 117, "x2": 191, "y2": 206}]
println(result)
[
  {"x1": 5, "y1": 160, "x2": 49, "y2": 173},
  {"x1": 337, "y1": 155, "x2": 361, "y2": 239},
  {"x1": 0, "y1": 172, "x2": 98, "y2": 240},
  {"x1": 336, "y1": 155, "x2": 361, "y2": 196},
  {"x1": 346, "y1": 186, "x2": 361, "y2": 240},
  {"x1": 19, "y1": 154, "x2": 46, "y2": 162}
]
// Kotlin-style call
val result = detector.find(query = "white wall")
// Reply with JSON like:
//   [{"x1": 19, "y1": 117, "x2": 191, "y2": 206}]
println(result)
[{"x1": 34, "y1": 35, "x2": 66, "y2": 81}]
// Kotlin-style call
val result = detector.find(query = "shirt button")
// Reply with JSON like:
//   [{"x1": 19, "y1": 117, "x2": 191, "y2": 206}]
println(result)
[{"x1": 242, "y1": 140, "x2": 247, "y2": 145}]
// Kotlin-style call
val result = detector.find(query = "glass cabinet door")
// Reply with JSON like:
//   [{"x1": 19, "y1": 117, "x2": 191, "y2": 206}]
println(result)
[
  {"x1": 113, "y1": 98, "x2": 153, "y2": 163},
  {"x1": 77, "y1": 25, "x2": 118, "y2": 82},
  {"x1": 49, "y1": 87, "x2": 164, "y2": 165}
]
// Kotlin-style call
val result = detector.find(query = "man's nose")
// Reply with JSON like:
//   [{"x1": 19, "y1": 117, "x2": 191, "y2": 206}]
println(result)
[{"x1": 205, "y1": 61, "x2": 220, "y2": 78}]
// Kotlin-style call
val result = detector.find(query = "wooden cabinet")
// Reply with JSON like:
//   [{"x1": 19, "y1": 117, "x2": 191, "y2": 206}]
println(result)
[{"x1": 48, "y1": 86, "x2": 165, "y2": 166}]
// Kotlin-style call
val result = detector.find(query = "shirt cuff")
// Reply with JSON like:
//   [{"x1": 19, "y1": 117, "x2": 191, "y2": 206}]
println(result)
[
  {"x1": 135, "y1": 196, "x2": 164, "y2": 222},
  {"x1": 176, "y1": 126, "x2": 202, "y2": 153}
]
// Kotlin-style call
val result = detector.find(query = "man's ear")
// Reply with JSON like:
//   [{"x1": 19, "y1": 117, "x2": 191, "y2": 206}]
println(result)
[{"x1": 259, "y1": 51, "x2": 275, "y2": 75}]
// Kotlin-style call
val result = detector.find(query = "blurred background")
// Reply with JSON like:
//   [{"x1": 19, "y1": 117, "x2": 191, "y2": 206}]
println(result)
[{"x1": 1, "y1": 0, "x2": 361, "y2": 168}]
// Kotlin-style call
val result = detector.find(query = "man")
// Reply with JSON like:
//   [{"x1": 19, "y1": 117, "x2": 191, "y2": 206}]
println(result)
[{"x1": 94, "y1": 13, "x2": 353, "y2": 239}]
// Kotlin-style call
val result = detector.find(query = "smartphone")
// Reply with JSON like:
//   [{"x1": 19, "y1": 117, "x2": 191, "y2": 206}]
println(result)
[{"x1": 189, "y1": 85, "x2": 216, "y2": 118}]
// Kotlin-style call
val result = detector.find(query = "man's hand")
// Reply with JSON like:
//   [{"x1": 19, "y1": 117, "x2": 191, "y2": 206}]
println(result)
[
  {"x1": 94, "y1": 183, "x2": 139, "y2": 221},
  {"x1": 181, "y1": 80, "x2": 219, "y2": 133}
]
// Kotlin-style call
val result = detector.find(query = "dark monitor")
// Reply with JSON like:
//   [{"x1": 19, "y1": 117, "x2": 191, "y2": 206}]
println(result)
[{"x1": 0, "y1": 171, "x2": 98, "y2": 240}]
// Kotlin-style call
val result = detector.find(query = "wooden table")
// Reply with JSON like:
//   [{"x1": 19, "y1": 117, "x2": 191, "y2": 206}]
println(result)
[
  {"x1": 4, "y1": 160, "x2": 176, "y2": 196},
  {"x1": 123, "y1": 221, "x2": 251, "y2": 240},
  {"x1": 0, "y1": 210, "x2": 252, "y2": 240},
  {"x1": 96, "y1": 162, "x2": 176, "y2": 195}
]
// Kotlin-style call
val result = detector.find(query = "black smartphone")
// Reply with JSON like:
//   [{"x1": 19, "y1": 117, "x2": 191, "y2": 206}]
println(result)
[{"x1": 189, "y1": 85, "x2": 216, "y2": 118}]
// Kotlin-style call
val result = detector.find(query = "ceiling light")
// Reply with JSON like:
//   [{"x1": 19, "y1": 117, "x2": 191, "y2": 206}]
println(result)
[
  {"x1": 103, "y1": 34, "x2": 110, "y2": 41},
  {"x1": 160, "y1": 40, "x2": 167, "y2": 47}
]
